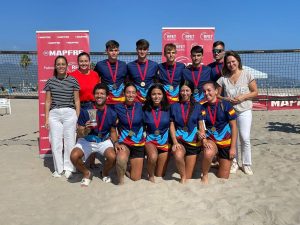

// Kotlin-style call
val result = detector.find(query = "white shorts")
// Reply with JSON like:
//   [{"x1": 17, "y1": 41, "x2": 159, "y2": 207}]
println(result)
[{"x1": 74, "y1": 138, "x2": 114, "y2": 161}]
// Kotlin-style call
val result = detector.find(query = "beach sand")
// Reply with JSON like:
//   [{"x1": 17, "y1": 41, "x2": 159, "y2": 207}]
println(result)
[{"x1": 0, "y1": 99, "x2": 299, "y2": 225}]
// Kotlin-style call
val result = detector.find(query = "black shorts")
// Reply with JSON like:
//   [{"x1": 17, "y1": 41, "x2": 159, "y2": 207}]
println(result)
[
  {"x1": 218, "y1": 147, "x2": 230, "y2": 160},
  {"x1": 123, "y1": 144, "x2": 145, "y2": 159},
  {"x1": 180, "y1": 141, "x2": 201, "y2": 156}
]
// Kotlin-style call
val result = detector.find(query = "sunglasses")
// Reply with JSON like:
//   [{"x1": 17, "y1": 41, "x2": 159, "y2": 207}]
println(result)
[{"x1": 212, "y1": 49, "x2": 224, "y2": 54}]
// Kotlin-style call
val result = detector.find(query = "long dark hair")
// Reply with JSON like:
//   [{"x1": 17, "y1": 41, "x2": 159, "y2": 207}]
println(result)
[
  {"x1": 143, "y1": 83, "x2": 169, "y2": 111},
  {"x1": 53, "y1": 55, "x2": 68, "y2": 77},
  {"x1": 179, "y1": 79, "x2": 195, "y2": 124}
]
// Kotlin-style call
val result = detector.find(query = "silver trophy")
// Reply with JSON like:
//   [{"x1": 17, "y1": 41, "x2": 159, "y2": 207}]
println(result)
[{"x1": 87, "y1": 109, "x2": 97, "y2": 127}]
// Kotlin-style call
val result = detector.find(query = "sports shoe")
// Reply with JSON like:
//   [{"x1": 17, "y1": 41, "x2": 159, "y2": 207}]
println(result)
[
  {"x1": 242, "y1": 165, "x2": 253, "y2": 175},
  {"x1": 230, "y1": 159, "x2": 239, "y2": 174},
  {"x1": 52, "y1": 171, "x2": 62, "y2": 178},
  {"x1": 64, "y1": 170, "x2": 73, "y2": 179},
  {"x1": 102, "y1": 176, "x2": 112, "y2": 183}
]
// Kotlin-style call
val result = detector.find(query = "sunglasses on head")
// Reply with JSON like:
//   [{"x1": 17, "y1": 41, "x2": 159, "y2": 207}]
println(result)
[{"x1": 212, "y1": 49, "x2": 224, "y2": 54}]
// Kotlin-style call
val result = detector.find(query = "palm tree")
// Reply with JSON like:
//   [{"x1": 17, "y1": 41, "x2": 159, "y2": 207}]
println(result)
[{"x1": 20, "y1": 54, "x2": 32, "y2": 91}]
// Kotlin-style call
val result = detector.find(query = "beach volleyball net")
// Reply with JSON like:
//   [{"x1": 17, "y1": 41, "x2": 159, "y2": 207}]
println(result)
[{"x1": 0, "y1": 49, "x2": 300, "y2": 103}]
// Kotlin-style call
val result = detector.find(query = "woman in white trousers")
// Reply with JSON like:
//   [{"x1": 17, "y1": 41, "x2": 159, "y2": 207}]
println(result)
[
  {"x1": 44, "y1": 56, "x2": 80, "y2": 178},
  {"x1": 217, "y1": 51, "x2": 258, "y2": 175}
]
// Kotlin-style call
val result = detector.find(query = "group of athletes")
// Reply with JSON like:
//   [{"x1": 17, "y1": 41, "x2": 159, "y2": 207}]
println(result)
[{"x1": 44, "y1": 39, "x2": 258, "y2": 186}]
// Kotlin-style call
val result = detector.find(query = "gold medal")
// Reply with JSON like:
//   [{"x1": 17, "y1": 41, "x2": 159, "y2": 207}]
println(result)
[
  {"x1": 140, "y1": 81, "x2": 146, "y2": 87},
  {"x1": 154, "y1": 129, "x2": 160, "y2": 135},
  {"x1": 211, "y1": 126, "x2": 216, "y2": 132},
  {"x1": 169, "y1": 85, "x2": 174, "y2": 91},
  {"x1": 128, "y1": 130, "x2": 135, "y2": 137}
]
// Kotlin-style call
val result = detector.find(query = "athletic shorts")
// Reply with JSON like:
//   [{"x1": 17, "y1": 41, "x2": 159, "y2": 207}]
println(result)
[
  {"x1": 74, "y1": 138, "x2": 113, "y2": 161},
  {"x1": 123, "y1": 143, "x2": 145, "y2": 159},
  {"x1": 180, "y1": 141, "x2": 201, "y2": 156},
  {"x1": 218, "y1": 147, "x2": 230, "y2": 160}
]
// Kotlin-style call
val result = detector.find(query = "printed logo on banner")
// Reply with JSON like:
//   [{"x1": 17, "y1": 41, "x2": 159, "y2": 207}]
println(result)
[
  {"x1": 57, "y1": 36, "x2": 69, "y2": 39},
  {"x1": 48, "y1": 42, "x2": 60, "y2": 45},
  {"x1": 174, "y1": 43, "x2": 186, "y2": 52},
  {"x1": 66, "y1": 41, "x2": 79, "y2": 44},
  {"x1": 175, "y1": 56, "x2": 190, "y2": 65},
  {"x1": 163, "y1": 32, "x2": 177, "y2": 41},
  {"x1": 42, "y1": 49, "x2": 84, "y2": 56},
  {"x1": 200, "y1": 32, "x2": 213, "y2": 41},
  {"x1": 38, "y1": 36, "x2": 51, "y2": 39},
  {"x1": 76, "y1": 35, "x2": 89, "y2": 39},
  {"x1": 182, "y1": 32, "x2": 195, "y2": 41},
  {"x1": 190, "y1": 43, "x2": 203, "y2": 49},
  {"x1": 68, "y1": 61, "x2": 78, "y2": 71}
]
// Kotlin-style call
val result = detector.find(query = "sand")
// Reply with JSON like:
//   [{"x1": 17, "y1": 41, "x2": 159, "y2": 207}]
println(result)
[{"x1": 0, "y1": 99, "x2": 299, "y2": 225}]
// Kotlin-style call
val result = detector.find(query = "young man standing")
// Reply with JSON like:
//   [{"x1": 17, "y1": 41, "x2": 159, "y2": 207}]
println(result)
[
  {"x1": 127, "y1": 39, "x2": 158, "y2": 103},
  {"x1": 208, "y1": 41, "x2": 226, "y2": 82},
  {"x1": 70, "y1": 83, "x2": 118, "y2": 186},
  {"x1": 94, "y1": 40, "x2": 127, "y2": 104},
  {"x1": 182, "y1": 45, "x2": 213, "y2": 103},
  {"x1": 157, "y1": 43, "x2": 185, "y2": 104}
]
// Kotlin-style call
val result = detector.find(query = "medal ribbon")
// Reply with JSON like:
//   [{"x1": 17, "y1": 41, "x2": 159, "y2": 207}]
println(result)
[
  {"x1": 191, "y1": 65, "x2": 202, "y2": 88},
  {"x1": 106, "y1": 60, "x2": 118, "y2": 83},
  {"x1": 151, "y1": 107, "x2": 161, "y2": 130},
  {"x1": 165, "y1": 62, "x2": 176, "y2": 85},
  {"x1": 207, "y1": 99, "x2": 218, "y2": 127},
  {"x1": 95, "y1": 105, "x2": 107, "y2": 133},
  {"x1": 125, "y1": 103, "x2": 136, "y2": 130},
  {"x1": 136, "y1": 60, "x2": 148, "y2": 82},
  {"x1": 180, "y1": 102, "x2": 190, "y2": 126}
]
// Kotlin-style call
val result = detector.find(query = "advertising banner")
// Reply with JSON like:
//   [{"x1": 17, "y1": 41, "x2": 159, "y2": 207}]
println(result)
[
  {"x1": 36, "y1": 30, "x2": 89, "y2": 157},
  {"x1": 162, "y1": 27, "x2": 215, "y2": 65},
  {"x1": 254, "y1": 95, "x2": 300, "y2": 110}
]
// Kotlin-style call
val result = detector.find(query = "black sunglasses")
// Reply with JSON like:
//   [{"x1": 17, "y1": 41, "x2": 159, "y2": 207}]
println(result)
[{"x1": 212, "y1": 49, "x2": 224, "y2": 54}]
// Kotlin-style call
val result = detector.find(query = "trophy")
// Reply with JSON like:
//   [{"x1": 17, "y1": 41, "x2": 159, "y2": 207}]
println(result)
[{"x1": 87, "y1": 109, "x2": 97, "y2": 127}]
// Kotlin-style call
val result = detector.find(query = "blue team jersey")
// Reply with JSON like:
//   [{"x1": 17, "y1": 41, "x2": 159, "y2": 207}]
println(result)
[
  {"x1": 114, "y1": 102, "x2": 145, "y2": 146},
  {"x1": 201, "y1": 100, "x2": 237, "y2": 148},
  {"x1": 170, "y1": 102, "x2": 203, "y2": 146},
  {"x1": 157, "y1": 62, "x2": 185, "y2": 104},
  {"x1": 182, "y1": 65, "x2": 213, "y2": 103},
  {"x1": 207, "y1": 61, "x2": 224, "y2": 82},
  {"x1": 77, "y1": 105, "x2": 117, "y2": 143},
  {"x1": 127, "y1": 60, "x2": 158, "y2": 103},
  {"x1": 143, "y1": 107, "x2": 170, "y2": 151},
  {"x1": 94, "y1": 59, "x2": 127, "y2": 104}
]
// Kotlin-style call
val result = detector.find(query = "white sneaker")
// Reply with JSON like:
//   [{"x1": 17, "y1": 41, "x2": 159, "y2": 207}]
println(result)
[
  {"x1": 242, "y1": 165, "x2": 253, "y2": 175},
  {"x1": 64, "y1": 170, "x2": 73, "y2": 179},
  {"x1": 52, "y1": 171, "x2": 62, "y2": 178},
  {"x1": 230, "y1": 159, "x2": 239, "y2": 174},
  {"x1": 102, "y1": 176, "x2": 112, "y2": 183}
]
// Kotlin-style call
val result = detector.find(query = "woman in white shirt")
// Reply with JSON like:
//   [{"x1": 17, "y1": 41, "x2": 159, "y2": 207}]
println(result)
[{"x1": 217, "y1": 51, "x2": 258, "y2": 175}]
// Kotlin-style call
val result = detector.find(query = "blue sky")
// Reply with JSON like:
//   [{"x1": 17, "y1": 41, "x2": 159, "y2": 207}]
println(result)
[{"x1": 0, "y1": 0, "x2": 299, "y2": 52}]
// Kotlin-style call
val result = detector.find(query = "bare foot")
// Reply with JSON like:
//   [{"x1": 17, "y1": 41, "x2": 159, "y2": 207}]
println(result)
[
  {"x1": 148, "y1": 176, "x2": 155, "y2": 183},
  {"x1": 201, "y1": 174, "x2": 209, "y2": 185},
  {"x1": 179, "y1": 178, "x2": 186, "y2": 184}
]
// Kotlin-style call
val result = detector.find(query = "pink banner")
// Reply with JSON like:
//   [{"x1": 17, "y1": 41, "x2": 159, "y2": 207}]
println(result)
[
  {"x1": 36, "y1": 30, "x2": 90, "y2": 157},
  {"x1": 162, "y1": 27, "x2": 215, "y2": 65},
  {"x1": 254, "y1": 95, "x2": 300, "y2": 110}
]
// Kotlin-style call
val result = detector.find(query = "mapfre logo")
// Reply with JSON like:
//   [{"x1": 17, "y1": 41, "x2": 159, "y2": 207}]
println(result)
[
  {"x1": 182, "y1": 32, "x2": 195, "y2": 41},
  {"x1": 163, "y1": 32, "x2": 177, "y2": 41},
  {"x1": 43, "y1": 49, "x2": 84, "y2": 56},
  {"x1": 200, "y1": 32, "x2": 213, "y2": 41}
]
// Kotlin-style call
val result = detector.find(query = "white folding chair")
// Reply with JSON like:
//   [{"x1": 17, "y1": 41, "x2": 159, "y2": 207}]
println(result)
[{"x1": 0, "y1": 98, "x2": 11, "y2": 115}]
